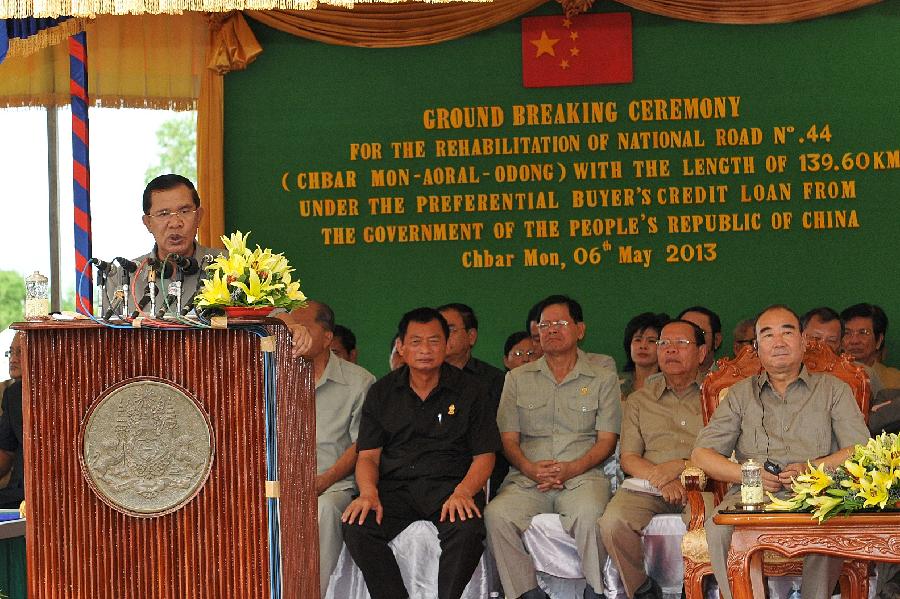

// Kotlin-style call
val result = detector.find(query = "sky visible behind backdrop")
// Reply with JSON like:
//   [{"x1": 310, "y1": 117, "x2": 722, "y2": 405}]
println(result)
[
  {"x1": 0, "y1": 107, "x2": 183, "y2": 291},
  {"x1": 0, "y1": 107, "x2": 185, "y2": 373}
]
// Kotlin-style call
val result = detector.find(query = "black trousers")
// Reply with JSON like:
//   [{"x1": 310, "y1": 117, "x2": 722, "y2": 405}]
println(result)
[{"x1": 341, "y1": 487, "x2": 486, "y2": 599}]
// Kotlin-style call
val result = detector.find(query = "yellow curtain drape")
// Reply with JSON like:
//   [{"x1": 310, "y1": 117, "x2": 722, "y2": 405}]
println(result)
[
  {"x1": 615, "y1": 0, "x2": 881, "y2": 23},
  {"x1": 246, "y1": 0, "x2": 546, "y2": 47},
  {"x1": 0, "y1": 13, "x2": 206, "y2": 109},
  {"x1": 243, "y1": 0, "x2": 883, "y2": 46},
  {"x1": 5, "y1": 17, "x2": 87, "y2": 59},
  {"x1": 197, "y1": 12, "x2": 262, "y2": 248}
]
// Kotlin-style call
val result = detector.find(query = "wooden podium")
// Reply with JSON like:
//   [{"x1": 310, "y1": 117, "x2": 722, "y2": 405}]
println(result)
[{"x1": 13, "y1": 320, "x2": 317, "y2": 598}]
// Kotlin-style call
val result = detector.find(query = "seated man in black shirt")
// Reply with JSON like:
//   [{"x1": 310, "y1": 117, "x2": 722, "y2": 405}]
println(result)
[
  {"x1": 341, "y1": 307, "x2": 500, "y2": 599},
  {"x1": 0, "y1": 333, "x2": 24, "y2": 509}
]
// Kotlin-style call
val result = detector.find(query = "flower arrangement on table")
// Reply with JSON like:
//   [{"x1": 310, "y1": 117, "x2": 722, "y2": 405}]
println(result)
[
  {"x1": 766, "y1": 432, "x2": 900, "y2": 522},
  {"x1": 194, "y1": 231, "x2": 307, "y2": 313}
]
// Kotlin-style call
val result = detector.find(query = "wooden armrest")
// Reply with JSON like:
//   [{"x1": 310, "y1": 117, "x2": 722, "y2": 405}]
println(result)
[{"x1": 681, "y1": 465, "x2": 708, "y2": 530}]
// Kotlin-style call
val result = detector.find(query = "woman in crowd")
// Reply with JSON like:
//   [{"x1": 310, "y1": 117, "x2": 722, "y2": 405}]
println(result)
[{"x1": 619, "y1": 312, "x2": 669, "y2": 399}]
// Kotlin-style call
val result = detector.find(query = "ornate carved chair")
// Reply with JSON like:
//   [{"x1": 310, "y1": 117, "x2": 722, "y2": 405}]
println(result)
[{"x1": 681, "y1": 340, "x2": 872, "y2": 599}]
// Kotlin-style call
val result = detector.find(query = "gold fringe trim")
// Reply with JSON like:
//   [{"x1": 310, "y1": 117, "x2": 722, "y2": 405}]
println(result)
[
  {"x1": 6, "y1": 18, "x2": 87, "y2": 59},
  {"x1": 1, "y1": 0, "x2": 483, "y2": 19},
  {"x1": 93, "y1": 95, "x2": 197, "y2": 110},
  {"x1": 0, "y1": 94, "x2": 197, "y2": 110}
]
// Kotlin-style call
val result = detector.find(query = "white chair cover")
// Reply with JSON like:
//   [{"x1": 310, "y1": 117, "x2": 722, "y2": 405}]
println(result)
[
  {"x1": 325, "y1": 520, "x2": 494, "y2": 599},
  {"x1": 522, "y1": 512, "x2": 687, "y2": 599}
]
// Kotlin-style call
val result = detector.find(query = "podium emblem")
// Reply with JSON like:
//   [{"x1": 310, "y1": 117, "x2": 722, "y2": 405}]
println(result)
[{"x1": 80, "y1": 379, "x2": 215, "y2": 517}]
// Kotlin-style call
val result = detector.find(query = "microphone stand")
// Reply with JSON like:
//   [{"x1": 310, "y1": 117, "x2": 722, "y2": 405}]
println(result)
[
  {"x1": 95, "y1": 267, "x2": 108, "y2": 319},
  {"x1": 147, "y1": 261, "x2": 159, "y2": 317},
  {"x1": 114, "y1": 258, "x2": 138, "y2": 317}
]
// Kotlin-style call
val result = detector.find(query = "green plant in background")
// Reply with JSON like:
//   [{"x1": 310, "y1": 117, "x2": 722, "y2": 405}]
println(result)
[
  {"x1": 145, "y1": 113, "x2": 197, "y2": 183},
  {"x1": 0, "y1": 271, "x2": 25, "y2": 331}
]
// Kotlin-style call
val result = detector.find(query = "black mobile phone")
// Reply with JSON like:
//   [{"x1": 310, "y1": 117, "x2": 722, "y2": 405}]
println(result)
[{"x1": 764, "y1": 460, "x2": 782, "y2": 476}]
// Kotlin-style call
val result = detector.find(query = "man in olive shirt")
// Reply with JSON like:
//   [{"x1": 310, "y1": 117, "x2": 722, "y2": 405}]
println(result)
[
  {"x1": 281, "y1": 301, "x2": 375, "y2": 598},
  {"x1": 599, "y1": 319, "x2": 707, "y2": 599},
  {"x1": 841, "y1": 303, "x2": 900, "y2": 390},
  {"x1": 485, "y1": 295, "x2": 621, "y2": 599},
  {"x1": 103, "y1": 174, "x2": 220, "y2": 316},
  {"x1": 341, "y1": 307, "x2": 499, "y2": 599},
  {"x1": 691, "y1": 305, "x2": 869, "y2": 599}
]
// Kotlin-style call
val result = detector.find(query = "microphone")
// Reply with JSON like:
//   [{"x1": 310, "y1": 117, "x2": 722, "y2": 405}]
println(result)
[
  {"x1": 179, "y1": 290, "x2": 200, "y2": 316},
  {"x1": 177, "y1": 254, "x2": 215, "y2": 316},
  {"x1": 146, "y1": 260, "x2": 159, "y2": 284},
  {"x1": 103, "y1": 290, "x2": 125, "y2": 320},
  {"x1": 114, "y1": 257, "x2": 138, "y2": 273},
  {"x1": 90, "y1": 258, "x2": 115, "y2": 274},
  {"x1": 145, "y1": 261, "x2": 160, "y2": 316},
  {"x1": 170, "y1": 254, "x2": 199, "y2": 275},
  {"x1": 131, "y1": 286, "x2": 152, "y2": 318},
  {"x1": 146, "y1": 258, "x2": 175, "y2": 279},
  {"x1": 91, "y1": 258, "x2": 113, "y2": 290},
  {"x1": 157, "y1": 281, "x2": 181, "y2": 318}
]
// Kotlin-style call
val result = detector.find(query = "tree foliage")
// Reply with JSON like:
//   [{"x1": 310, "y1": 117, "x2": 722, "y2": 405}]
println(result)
[
  {"x1": 145, "y1": 113, "x2": 197, "y2": 183},
  {"x1": 0, "y1": 271, "x2": 25, "y2": 330}
]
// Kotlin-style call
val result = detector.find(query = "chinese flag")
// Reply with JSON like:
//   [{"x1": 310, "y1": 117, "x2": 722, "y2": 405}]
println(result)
[{"x1": 521, "y1": 13, "x2": 632, "y2": 88}]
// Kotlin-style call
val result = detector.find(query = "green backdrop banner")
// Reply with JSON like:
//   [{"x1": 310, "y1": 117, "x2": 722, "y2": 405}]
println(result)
[{"x1": 224, "y1": 3, "x2": 900, "y2": 376}]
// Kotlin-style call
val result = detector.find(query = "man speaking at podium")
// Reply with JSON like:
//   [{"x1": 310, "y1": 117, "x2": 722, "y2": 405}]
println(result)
[{"x1": 102, "y1": 174, "x2": 219, "y2": 316}]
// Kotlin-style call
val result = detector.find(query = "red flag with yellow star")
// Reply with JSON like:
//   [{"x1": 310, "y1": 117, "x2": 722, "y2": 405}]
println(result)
[{"x1": 521, "y1": 13, "x2": 632, "y2": 88}]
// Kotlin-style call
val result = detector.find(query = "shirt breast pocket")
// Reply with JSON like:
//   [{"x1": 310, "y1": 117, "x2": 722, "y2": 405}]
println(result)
[
  {"x1": 566, "y1": 391, "x2": 599, "y2": 432},
  {"x1": 517, "y1": 395, "x2": 551, "y2": 435},
  {"x1": 736, "y1": 423, "x2": 766, "y2": 460},
  {"x1": 804, "y1": 413, "x2": 833, "y2": 457}
]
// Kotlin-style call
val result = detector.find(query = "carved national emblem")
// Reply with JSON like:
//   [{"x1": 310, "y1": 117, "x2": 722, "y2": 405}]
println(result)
[{"x1": 81, "y1": 379, "x2": 214, "y2": 517}]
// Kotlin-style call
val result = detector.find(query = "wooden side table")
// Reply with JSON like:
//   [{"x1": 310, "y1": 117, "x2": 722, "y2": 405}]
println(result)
[{"x1": 713, "y1": 511, "x2": 900, "y2": 599}]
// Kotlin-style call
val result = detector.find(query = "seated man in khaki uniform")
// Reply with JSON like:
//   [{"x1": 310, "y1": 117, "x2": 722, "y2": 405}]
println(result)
[
  {"x1": 599, "y1": 319, "x2": 707, "y2": 599},
  {"x1": 281, "y1": 301, "x2": 375, "y2": 598},
  {"x1": 692, "y1": 304, "x2": 869, "y2": 599},
  {"x1": 486, "y1": 295, "x2": 621, "y2": 599},
  {"x1": 841, "y1": 303, "x2": 900, "y2": 390}
]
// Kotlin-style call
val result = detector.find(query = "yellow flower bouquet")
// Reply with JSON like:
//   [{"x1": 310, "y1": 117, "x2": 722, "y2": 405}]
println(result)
[
  {"x1": 766, "y1": 432, "x2": 900, "y2": 522},
  {"x1": 194, "y1": 231, "x2": 307, "y2": 311}
]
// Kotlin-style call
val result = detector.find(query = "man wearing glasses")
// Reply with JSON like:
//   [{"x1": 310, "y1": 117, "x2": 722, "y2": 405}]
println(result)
[
  {"x1": 599, "y1": 319, "x2": 707, "y2": 599},
  {"x1": 691, "y1": 304, "x2": 868, "y2": 599},
  {"x1": 438, "y1": 303, "x2": 508, "y2": 495},
  {"x1": 486, "y1": 295, "x2": 621, "y2": 599},
  {"x1": 103, "y1": 173, "x2": 219, "y2": 317},
  {"x1": 840, "y1": 303, "x2": 900, "y2": 390},
  {"x1": 677, "y1": 306, "x2": 723, "y2": 373}
]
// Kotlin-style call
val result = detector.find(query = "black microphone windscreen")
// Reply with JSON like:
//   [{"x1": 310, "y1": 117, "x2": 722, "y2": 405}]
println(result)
[
  {"x1": 115, "y1": 257, "x2": 138, "y2": 273},
  {"x1": 90, "y1": 258, "x2": 114, "y2": 273},
  {"x1": 148, "y1": 259, "x2": 175, "y2": 279},
  {"x1": 172, "y1": 255, "x2": 200, "y2": 275}
]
